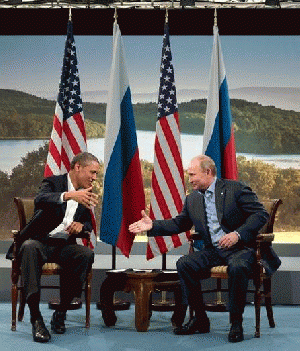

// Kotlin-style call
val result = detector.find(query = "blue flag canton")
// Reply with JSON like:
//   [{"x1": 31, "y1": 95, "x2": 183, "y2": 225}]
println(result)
[
  {"x1": 157, "y1": 26, "x2": 178, "y2": 120},
  {"x1": 58, "y1": 22, "x2": 83, "y2": 121}
]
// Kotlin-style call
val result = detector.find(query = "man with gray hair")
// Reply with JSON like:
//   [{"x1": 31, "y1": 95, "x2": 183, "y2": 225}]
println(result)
[{"x1": 129, "y1": 155, "x2": 270, "y2": 343}]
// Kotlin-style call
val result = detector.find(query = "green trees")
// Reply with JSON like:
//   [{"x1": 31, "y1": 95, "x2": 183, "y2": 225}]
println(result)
[
  {"x1": 2, "y1": 89, "x2": 300, "y2": 155},
  {"x1": 1, "y1": 146, "x2": 299, "y2": 240}
]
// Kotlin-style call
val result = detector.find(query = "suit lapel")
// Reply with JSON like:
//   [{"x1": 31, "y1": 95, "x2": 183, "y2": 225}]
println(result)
[{"x1": 215, "y1": 179, "x2": 226, "y2": 223}]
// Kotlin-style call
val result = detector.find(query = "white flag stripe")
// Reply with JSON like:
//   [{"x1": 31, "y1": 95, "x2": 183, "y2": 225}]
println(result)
[
  {"x1": 156, "y1": 129, "x2": 186, "y2": 202},
  {"x1": 203, "y1": 26, "x2": 227, "y2": 153},
  {"x1": 104, "y1": 23, "x2": 129, "y2": 172},
  {"x1": 149, "y1": 192, "x2": 164, "y2": 219},
  {"x1": 165, "y1": 115, "x2": 182, "y2": 154}
]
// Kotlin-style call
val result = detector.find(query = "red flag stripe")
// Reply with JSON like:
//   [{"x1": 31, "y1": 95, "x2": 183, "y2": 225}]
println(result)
[
  {"x1": 159, "y1": 114, "x2": 185, "y2": 180},
  {"x1": 154, "y1": 140, "x2": 184, "y2": 213}
]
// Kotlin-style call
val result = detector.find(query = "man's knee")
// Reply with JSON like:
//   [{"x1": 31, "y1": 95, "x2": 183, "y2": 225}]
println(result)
[
  {"x1": 176, "y1": 255, "x2": 190, "y2": 273},
  {"x1": 19, "y1": 239, "x2": 42, "y2": 258},
  {"x1": 228, "y1": 260, "x2": 252, "y2": 277}
]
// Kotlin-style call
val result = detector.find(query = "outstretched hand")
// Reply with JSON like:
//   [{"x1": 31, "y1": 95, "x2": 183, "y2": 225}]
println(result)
[
  {"x1": 129, "y1": 210, "x2": 153, "y2": 233},
  {"x1": 64, "y1": 187, "x2": 99, "y2": 209}
]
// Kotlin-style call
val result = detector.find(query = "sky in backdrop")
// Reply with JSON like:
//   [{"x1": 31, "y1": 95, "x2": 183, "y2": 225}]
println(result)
[{"x1": 0, "y1": 34, "x2": 299, "y2": 99}]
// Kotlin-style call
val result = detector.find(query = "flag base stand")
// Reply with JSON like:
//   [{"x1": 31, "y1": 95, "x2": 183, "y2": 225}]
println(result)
[
  {"x1": 204, "y1": 302, "x2": 227, "y2": 312},
  {"x1": 152, "y1": 300, "x2": 176, "y2": 312},
  {"x1": 152, "y1": 254, "x2": 177, "y2": 312},
  {"x1": 48, "y1": 297, "x2": 82, "y2": 310}
]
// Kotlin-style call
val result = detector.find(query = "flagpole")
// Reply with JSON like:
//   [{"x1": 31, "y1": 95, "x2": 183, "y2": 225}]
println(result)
[
  {"x1": 160, "y1": 6, "x2": 169, "y2": 273},
  {"x1": 112, "y1": 5, "x2": 118, "y2": 273},
  {"x1": 214, "y1": 7, "x2": 217, "y2": 27}
]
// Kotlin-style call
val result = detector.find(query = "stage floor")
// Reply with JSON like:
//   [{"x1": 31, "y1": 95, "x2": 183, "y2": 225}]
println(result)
[{"x1": 1, "y1": 303, "x2": 300, "y2": 351}]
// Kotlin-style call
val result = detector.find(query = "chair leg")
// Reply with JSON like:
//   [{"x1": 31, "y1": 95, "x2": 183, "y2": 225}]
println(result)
[
  {"x1": 11, "y1": 284, "x2": 18, "y2": 331},
  {"x1": 254, "y1": 287, "x2": 261, "y2": 338},
  {"x1": 263, "y1": 278, "x2": 275, "y2": 328},
  {"x1": 85, "y1": 271, "x2": 92, "y2": 328}
]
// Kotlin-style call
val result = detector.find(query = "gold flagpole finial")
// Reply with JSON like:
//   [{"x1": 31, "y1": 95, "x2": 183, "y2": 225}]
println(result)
[
  {"x1": 214, "y1": 8, "x2": 217, "y2": 27},
  {"x1": 114, "y1": 7, "x2": 118, "y2": 23},
  {"x1": 69, "y1": 6, "x2": 72, "y2": 22},
  {"x1": 165, "y1": 7, "x2": 169, "y2": 24}
]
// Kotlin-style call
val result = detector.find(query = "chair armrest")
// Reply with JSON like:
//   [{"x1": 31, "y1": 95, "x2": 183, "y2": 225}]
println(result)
[
  {"x1": 256, "y1": 233, "x2": 274, "y2": 242},
  {"x1": 12, "y1": 229, "x2": 20, "y2": 241},
  {"x1": 75, "y1": 230, "x2": 91, "y2": 240}
]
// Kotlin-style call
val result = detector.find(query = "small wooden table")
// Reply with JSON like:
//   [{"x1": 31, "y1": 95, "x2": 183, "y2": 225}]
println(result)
[{"x1": 100, "y1": 269, "x2": 181, "y2": 332}]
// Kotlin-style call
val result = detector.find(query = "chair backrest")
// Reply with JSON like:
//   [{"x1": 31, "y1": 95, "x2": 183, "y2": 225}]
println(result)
[
  {"x1": 14, "y1": 197, "x2": 35, "y2": 231},
  {"x1": 259, "y1": 199, "x2": 282, "y2": 234}
]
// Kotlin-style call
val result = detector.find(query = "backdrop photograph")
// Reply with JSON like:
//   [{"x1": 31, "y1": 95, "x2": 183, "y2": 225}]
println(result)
[{"x1": 0, "y1": 9, "x2": 299, "y2": 242}]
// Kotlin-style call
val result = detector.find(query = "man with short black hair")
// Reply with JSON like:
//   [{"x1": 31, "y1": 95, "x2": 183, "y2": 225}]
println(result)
[{"x1": 17, "y1": 152, "x2": 100, "y2": 343}]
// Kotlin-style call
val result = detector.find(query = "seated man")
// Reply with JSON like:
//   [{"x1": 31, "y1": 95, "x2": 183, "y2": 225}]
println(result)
[
  {"x1": 129, "y1": 155, "x2": 271, "y2": 343},
  {"x1": 14, "y1": 152, "x2": 100, "y2": 343}
]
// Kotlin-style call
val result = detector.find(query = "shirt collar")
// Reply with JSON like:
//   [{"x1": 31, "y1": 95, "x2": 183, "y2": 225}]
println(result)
[
  {"x1": 67, "y1": 173, "x2": 75, "y2": 192},
  {"x1": 206, "y1": 177, "x2": 217, "y2": 195}
]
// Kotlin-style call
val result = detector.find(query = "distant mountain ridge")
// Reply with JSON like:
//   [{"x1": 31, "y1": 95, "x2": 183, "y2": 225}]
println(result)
[
  {"x1": 37, "y1": 86, "x2": 300, "y2": 112},
  {"x1": 83, "y1": 87, "x2": 300, "y2": 112},
  {"x1": 1, "y1": 88, "x2": 300, "y2": 155}
]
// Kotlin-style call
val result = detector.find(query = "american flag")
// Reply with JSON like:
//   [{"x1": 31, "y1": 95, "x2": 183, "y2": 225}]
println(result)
[
  {"x1": 147, "y1": 22, "x2": 190, "y2": 260},
  {"x1": 44, "y1": 18, "x2": 96, "y2": 249}
]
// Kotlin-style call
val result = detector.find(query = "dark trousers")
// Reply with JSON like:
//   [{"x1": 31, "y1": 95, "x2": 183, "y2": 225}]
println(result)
[
  {"x1": 176, "y1": 245, "x2": 256, "y2": 320},
  {"x1": 19, "y1": 238, "x2": 94, "y2": 309}
]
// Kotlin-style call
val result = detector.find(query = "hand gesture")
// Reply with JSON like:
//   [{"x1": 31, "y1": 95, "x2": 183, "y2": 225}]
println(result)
[
  {"x1": 129, "y1": 210, "x2": 153, "y2": 233},
  {"x1": 64, "y1": 187, "x2": 99, "y2": 209},
  {"x1": 66, "y1": 221, "x2": 84, "y2": 236}
]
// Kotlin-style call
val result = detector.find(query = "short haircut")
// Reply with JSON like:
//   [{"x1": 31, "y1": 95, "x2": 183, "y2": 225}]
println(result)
[
  {"x1": 70, "y1": 152, "x2": 100, "y2": 169},
  {"x1": 193, "y1": 155, "x2": 217, "y2": 176}
]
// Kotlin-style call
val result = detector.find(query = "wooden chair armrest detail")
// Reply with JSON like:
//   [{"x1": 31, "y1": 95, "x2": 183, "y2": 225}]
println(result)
[{"x1": 257, "y1": 233, "x2": 274, "y2": 242}]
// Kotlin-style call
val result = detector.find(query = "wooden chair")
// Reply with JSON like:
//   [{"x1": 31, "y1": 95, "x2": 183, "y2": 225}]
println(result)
[
  {"x1": 11, "y1": 197, "x2": 92, "y2": 331},
  {"x1": 190, "y1": 198, "x2": 283, "y2": 338}
]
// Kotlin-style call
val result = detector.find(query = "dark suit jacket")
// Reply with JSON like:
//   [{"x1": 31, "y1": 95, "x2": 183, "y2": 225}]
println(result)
[
  {"x1": 148, "y1": 179, "x2": 281, "y2": 275},
  {"x1": 9, "y1": 174, "x2": 92, "y2": 253}
]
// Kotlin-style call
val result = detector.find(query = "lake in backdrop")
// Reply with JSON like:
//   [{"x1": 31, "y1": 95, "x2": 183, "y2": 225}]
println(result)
[{"x1": 0, "y1": 130, "x2": 299, "y2": 174}]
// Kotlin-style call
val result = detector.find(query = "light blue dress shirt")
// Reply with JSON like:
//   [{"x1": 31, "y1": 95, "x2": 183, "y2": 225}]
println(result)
[{"x1": 203, "y1": 178, "x2": 225, "y2": 247}]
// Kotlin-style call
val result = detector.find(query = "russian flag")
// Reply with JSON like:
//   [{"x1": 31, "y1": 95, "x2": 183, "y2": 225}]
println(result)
[
  {"x1": 100, "y1": 21, "x2": 145, "y2": 257},
  {"x1": 203, "y1": 24, "x2": 238, "y2": 180}
]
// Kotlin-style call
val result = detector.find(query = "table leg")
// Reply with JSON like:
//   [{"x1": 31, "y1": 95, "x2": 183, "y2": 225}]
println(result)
[{"x1": 130, "y1": 278, "x2": 155, "y2": 332}]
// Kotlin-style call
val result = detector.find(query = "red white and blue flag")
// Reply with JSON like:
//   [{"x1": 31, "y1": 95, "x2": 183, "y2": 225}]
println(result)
[
  {"x1": 203, "y1": 24, "x2": 238, "y2": 180},
  {"x1": 44, "y1": 17, "x2": 97, "y2": 249},
  {"x1": 147, "y1": 22, "x2": 190, "y2": 260},
  {"x1": 100, "y1": 21, "x2": 145, "y2": 258}
]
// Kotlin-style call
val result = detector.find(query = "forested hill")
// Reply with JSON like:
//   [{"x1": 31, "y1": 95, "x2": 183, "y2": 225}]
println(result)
[
  {"x1": 1, "y1": 89, "x2": 300, "y2": 154},
  {"x1": 0, "y1": 89, "x2": 105, "y2": 139}
]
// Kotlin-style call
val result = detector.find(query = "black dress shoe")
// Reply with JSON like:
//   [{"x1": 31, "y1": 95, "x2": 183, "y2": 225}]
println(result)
[
  {"x1": 228, "y1": 321, "x2": 244, "y2": 343},
  {"x1": 51, "y1": 311, "x2": 66, "y2": 334},
  {"x1": 173, "y1": 316, "x2": 210, "y2": 335},
  {"x1": 32, "y1": 317, "x2": 51, "y2": 343}
]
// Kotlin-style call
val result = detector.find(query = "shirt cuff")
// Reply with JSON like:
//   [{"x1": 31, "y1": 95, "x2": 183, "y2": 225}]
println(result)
[
  {"x1": 60, "y1": 192, "x2": 66, "y2": 203},
  {"x1": 234, "y1": 231, "x2": 241, "y2": 240}
]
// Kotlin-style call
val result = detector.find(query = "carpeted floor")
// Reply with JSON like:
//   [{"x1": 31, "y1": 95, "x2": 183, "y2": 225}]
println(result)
[{"x1": 0, "y1": 303, "x2": 300, "y2": 351}]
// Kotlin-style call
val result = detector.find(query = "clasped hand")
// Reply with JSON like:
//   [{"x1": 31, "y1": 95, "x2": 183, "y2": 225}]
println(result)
[
  {"x1": 218, "y1": 232, "x2": 239, "y2": 249},
  {"x1": 66, "y1": 221, "x2": 84, "y2": 235}
]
